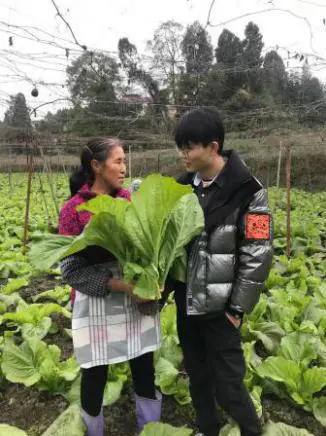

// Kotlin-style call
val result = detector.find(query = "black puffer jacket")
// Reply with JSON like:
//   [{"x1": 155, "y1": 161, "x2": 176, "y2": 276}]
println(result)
[{"x1": 179, "y1": 150, "x2": 273, "y2": 316}]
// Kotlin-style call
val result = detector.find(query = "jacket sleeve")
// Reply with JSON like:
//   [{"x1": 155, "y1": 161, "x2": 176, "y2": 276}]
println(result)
[
  {"x1": 60, "y1": 255, "x2": 113, "y2": 297},
  {"x1": 230, "y1": 188, "x2": 273, "y2": 314},
  {"x1": 58, "y1": 202, "x2": 112, "y2": 297}
]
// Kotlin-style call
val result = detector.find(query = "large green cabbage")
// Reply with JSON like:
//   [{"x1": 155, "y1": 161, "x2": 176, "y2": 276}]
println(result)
[{"x1": 30, "y1": 175, "x2": 204, "y2": 300}]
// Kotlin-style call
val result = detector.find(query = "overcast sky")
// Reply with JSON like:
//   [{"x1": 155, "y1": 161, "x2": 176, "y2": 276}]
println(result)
[{"x1": 1, "y1": 0, "x2": 326, "y2": 118}]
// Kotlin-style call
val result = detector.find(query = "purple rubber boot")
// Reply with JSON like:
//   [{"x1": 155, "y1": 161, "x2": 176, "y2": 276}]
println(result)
[
  {"x1": 81, "y1": 408, "x2": 104, "y2": 436},
  {"x1": 135, "y1": 390, "x2": 162, "y2": 432}
]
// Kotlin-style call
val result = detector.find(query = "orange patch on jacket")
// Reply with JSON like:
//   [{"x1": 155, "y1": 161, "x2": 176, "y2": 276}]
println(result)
[{"x1": 245, "y1": 214, "x2": 271, "y2": 240}]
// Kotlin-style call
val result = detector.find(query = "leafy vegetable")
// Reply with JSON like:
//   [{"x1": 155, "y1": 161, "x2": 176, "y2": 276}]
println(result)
[
  {"x1": 1, "y1": 303, "x2": 70, "y2": 340},
  {"x1": 29, "y1": 175, "x2": 204, "y2": 299},
  {"x1": 0, "y1": 425, "x2": 28, "y2": 436},
  {"x1": 263, "y1": 421, "x2": 314, "y2": 435},
  {"x1": 1, "y1": 339, "x2": 79, "y2": 393},
  {"x1": 0, "y1": 277, "x2": 29, "y2": 295},
  {"x1": 141, "y1": 422, "x2": 192, "y2": 436},
  {"x1": 256, "y1": 355, "x2": 326, "y2": 410},
  {"x1": 41, "y1": 405, "x2": 85, "y2": 436},
  {"x1": 33, "y1": 285, "x2": 72, "y2": 305}
]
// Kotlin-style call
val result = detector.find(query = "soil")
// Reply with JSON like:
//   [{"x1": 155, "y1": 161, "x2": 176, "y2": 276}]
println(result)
[
  {"x1": 0, "y1": 382, "x2": 68, "y2": 436},
  {"x1": 262, "y1": 395, "x2": 326, "y2": 436},
  {"x1": 1, "y1": 383, "x2": 325, "y2": 436},
  {"x1": 19, "y1": 274, "x2": 64, "y2": 303}
]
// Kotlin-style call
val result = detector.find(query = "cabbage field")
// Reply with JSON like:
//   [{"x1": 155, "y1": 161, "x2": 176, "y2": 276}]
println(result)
[{"x1": 0, "y1": 173, "x2": 325, "y2": 436}]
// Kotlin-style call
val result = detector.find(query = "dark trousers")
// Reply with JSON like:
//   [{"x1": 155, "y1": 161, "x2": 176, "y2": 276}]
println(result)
[
  {"x1": 81, "y1": 352, "x2": 156, "y2": 416},
  {"x1": 177, "y1": 309, "x2": 261, "y2": 436}
]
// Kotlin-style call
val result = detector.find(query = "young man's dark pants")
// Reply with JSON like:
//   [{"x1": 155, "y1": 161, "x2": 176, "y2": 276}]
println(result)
[{"x1": 177, "y1": 308, "x2": 261, "y2": 436}]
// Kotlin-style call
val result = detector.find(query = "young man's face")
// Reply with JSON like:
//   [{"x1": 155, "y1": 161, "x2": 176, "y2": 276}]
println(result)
[{"x1": 178, "y1": 142, "x2": 218, "y2": 173}]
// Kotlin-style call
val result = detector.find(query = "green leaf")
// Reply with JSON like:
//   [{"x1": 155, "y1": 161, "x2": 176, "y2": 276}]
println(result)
[
  {"x1": 1, "y1": 339, "x2": 79, "y2": 392},
  {"x1": 21, "y1": 317, "x2": 52, "y2": 340},
  {"x1": 300, "y1": 367, "x2": 326, "y2": 400},
  {"x1": 161, "y1": 304, "x2": 178, "y2": 342},
  {"x1": 219, "y1": 424, "x2": 240, "y2": 436},
  {"x1": 312, "y1": 396, "x2": 326, "y2": 427},
  {"x1": 304, "y1": 303, "x2": 326, "y2": 325},
  {"x1": 243, "y1": 342, "x2": 262, "y2": 370},
  {"x1": 155, "y1": 357, "x2": 178, "y2": 395},
  {"x1": 29, "y1": 175, "x2": 204, "y2": 300},
  {"x1": 298, "y1": 321, "x2": 319, "y2": 335},
  {"x1": 1, "y1": 277, "x2": 29, "y2": 295},
  {"x1": 41, "y1": 405, "x2": 85, "y2": 436},
  {"x1": 103, "y1": 379, "x2": 124, "y2": 406},
  {"x1": 158, "y1": 192, "x2": 204, "y2": 286},
  {"x1": 256, "y1": 356, "x2": 301, "y2": 392},
  {"x1": 29, "y1": 234, "x2": 84, "y2": 271},
  {"x1": 141, "y1": 422, "x2": 192, "y2": 436},
  {"x1": 58, "y1": 357, "x2": 80, "y2": 381},
  {"x1": 38, "y1": 348, "x2": 79, "y2": 393},
  {"x1": 279, "y1": 333, "x2": 318, "y2": 368},
  {"x1": 169, "y1": 253, "x2": 187, "y2": 283},
  {"x1": 249, "y1": 295, "x2": 269, "y2": 320},
  {"x1": 159, "y1": 336, "x2": 183, "y2": 369},
  {"x1": 64, "y1": 375, "x2": 81, "y2": 405},
  {"x1": 33, "y1": 285, "x2": 71, "y2": 305},
  {"x1": 174, "y1": 377, "x2": 191, "y2": 406},
  {"x1": 263, "y1": 421, "x2": 314, "y2": 435},
  {"x1": 0, "y1": 425, "x2": 28, "y2": 436},
  {"x1": 250, "y1": 322, "x2": 285, "y2": 353},
  {"x1": 3, "y1": 303, "x2": 70, "y2": 326},
  {"x1": 1, "y1": 339, "x2": 44, "y2": 386},
  {"x1": 250, "y1": 385, "x2": 263, "y2": 418}
]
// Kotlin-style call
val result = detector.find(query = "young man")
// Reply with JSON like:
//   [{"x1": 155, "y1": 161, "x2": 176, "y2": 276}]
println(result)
[{"x1": 173, "y1": 108, "x2": 273, "y2": 436}]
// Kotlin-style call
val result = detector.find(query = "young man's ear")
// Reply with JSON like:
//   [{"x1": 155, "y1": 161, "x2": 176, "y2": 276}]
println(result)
[{"x1": 210, "y1": 141, "x2": 220, "y2": 154}]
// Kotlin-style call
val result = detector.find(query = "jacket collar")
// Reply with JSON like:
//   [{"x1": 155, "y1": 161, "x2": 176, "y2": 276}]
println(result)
[
  {"x1": 188, "y1": 150, "x2": 253, "y2": 206},
  {"x1": 214, "y1": 150, "x2": 253, "y2": 202},
  {"x1": 78, "y1": 183, "x2": 131, "y2": 201}
]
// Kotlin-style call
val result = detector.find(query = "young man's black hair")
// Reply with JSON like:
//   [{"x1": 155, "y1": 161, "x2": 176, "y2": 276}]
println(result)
[{"x1": 175, "y1": 107, "x2": 225, "y2": 151}]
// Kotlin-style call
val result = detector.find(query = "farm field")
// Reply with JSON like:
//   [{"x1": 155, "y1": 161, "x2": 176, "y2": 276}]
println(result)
[{"x1": 0, "y1": 173, "x2": 325, "y2": 436}]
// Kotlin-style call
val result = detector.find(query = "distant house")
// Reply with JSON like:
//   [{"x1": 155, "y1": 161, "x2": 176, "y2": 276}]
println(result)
[
  {"x1": 120, "y1": 94, "x2": 152, "y2": 116},
  {"x1": 120, "y1": 94, "x2": 152, "y2": 105}
]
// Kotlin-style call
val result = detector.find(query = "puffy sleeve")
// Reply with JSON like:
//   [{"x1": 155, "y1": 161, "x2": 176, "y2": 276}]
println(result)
[{"x1": 58, "y1": 201, "x2": 83, "y2": 236}]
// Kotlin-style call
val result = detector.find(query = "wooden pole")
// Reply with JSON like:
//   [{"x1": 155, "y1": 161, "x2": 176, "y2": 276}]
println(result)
[
  {"x1": 286, "y1": 144, "x2": 292, "y2": 259},
  {"x1": 276, "y1": 141, "x2": 282, "y2": 188},
  {"x1": 8, "y1": 148, "x2": 13, "y2": 196},
  {"x1": 37, "y1": 141, "x2": 60, "y2": 216},
  {"x1": 157, "y1": 152, "x2": 161, "y2": 174},
  {"x1": 23, "y1": 142, "x2": 34, "y2": 253},
  {"x1": 128, "y1": 145, "x2": 132, "y2": 181}
]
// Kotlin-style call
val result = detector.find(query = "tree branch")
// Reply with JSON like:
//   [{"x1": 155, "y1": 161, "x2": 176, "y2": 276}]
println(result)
[
  {"x1": 50, "y1": 0, "x2": 86, "y2": 50},
  {"x1": 208, "y1": 8, "x2": 317, "y2": 55},
  {"x1": 206, "y1": 0, "x2": 216, "y2": 26}
]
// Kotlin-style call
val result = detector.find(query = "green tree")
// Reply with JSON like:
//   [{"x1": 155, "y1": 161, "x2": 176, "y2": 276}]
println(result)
[
  {"x1": 180, "y1": 21, "x2": 213, "y2": 106},
  {"x1": 148, "y1": 20, "x2": 184, "y2": 104},
  {"x1": 263, "y1": 50, "x2": 287, "y2": 102},
  {"x1": 118, "y1": 37, "x2": 167, "y2": 106},
  {"x1": 215, "y1": 29, "x2": 244, "y2": 99},
  {"x1": 182, "y1": 21, "x2": 213, "y2": 75},
  {"x1": 35, "y1": 109, "x2": 73, "y2": 134},
  {"x1": 3, "y1": 93, "x2": 32, "y2": 142},
  {"x1": 118, "y1": 37, "x2": 168, "y2": 127},
  {"x1": 216, "y1": 29, "x2": 243, "y2": 67},
  {"x1": 66, "y1": 51, "x2": 124, "y2": 135},
  {"x1": 67, "y1": 51, "x2": 119, "y2": 110},
  {"x1": 241, "y1": 22, "x2": 264, "y2": 92},
  {"x1": 4, "y1": 93, "x2": 31, "y2": 130},
  {"x1": 198, "y1": 64, "x2": 227, "y2": 106}
]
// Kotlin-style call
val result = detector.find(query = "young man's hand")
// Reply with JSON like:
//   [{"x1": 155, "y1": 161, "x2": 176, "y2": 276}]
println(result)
[{"x1": 225, "y1": 311, "x2": 242, "y2": 329}]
